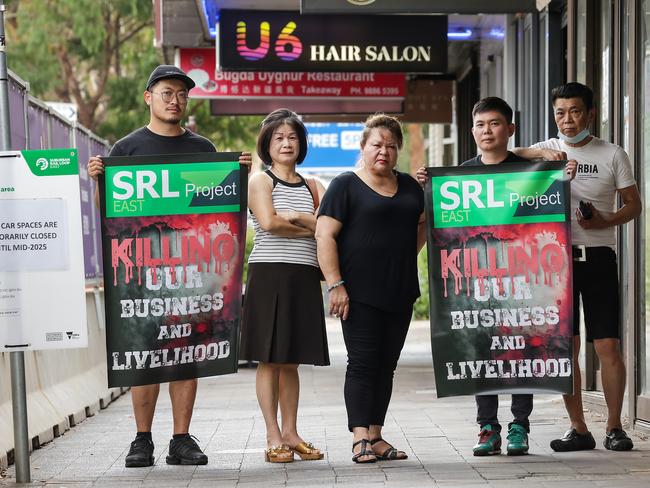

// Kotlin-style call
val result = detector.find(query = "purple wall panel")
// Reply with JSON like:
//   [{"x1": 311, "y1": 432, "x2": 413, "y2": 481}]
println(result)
[
  {"x1": 89, "y1": 139, "x2": 107, "y2": 279},
  {"x1": 76, "y1": 132, "x2": 90, "y2": 170},
  {"x1": 8, "y1": 81, "x2": 27, "y2": 150},
  {"x1": 90, "y1": 139, "x2": 108, "y2": 157},
  {"x1": 22, "y1": 94, "x2": 109, "y2": 281},
  {"x1": 76, "y1": 130, "x2": 97, "y2": 279},
  {"x1": 91, "y1": 193, "x2": 103, "y2": 279},
  {"x1": 28, "y1": 105, "x2": 49, "y2": 149},
  {"x1": 50, "y1": 118, "x2": 72, "y2": 149}
]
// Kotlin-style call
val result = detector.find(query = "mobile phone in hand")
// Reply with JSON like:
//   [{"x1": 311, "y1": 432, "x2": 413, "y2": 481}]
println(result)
[{"x1": 579, "y1": 200, "x2": 593, "y2": 220}]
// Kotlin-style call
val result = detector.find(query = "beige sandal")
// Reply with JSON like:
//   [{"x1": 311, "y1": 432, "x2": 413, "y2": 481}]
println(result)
[
  {"x1": 290, "y1": 441, "x2": 324, "y2": 460},
  {"x1": 265, "y1": 444, "x2": 294, "y2": 463}
]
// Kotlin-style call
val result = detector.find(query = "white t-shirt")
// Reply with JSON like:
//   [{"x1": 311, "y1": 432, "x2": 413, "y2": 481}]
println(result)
[{"x1": 532, "y1": 137, "x2": 636, "y2": 249}]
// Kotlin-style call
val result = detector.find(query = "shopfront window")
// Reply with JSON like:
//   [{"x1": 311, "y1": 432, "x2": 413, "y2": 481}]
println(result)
[
  {"x1": 641, "y1": 0, "x2": 650, "y2": 397},
  {"x1": 576, "y1": 0, "x2": 587, "y2": 84},
  {"x1": 621, "y1": 0, "x2": 630, "y2": 152},
  {"x1": 598, "y1": 0, "x2": 612, "y2": 141}
]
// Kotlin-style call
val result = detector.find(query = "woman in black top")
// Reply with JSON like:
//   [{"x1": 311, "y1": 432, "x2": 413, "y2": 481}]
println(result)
[{"x1": 316, "y1": 114, "x2": 427, "y2": 463}]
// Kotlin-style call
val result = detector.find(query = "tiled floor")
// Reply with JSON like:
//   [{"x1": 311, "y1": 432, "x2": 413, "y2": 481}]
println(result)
[{"x1": 2, "y1": 320, "x2": 649, "y2": 487}]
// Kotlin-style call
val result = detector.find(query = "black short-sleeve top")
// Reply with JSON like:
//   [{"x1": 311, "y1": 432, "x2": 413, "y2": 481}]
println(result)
[
  {"x1": 318, "y1": 171, "x2": 424, "y2": 311},
  {"x1": 109, "y1": 127, "x2": 216, "y2": 156},
  {"x1": 461, "y1": 151, "x2": 529, "y2": 166}
]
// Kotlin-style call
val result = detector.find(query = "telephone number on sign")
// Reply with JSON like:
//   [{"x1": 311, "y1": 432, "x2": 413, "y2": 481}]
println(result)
[{"x1": 363, "y1": 87, "x2": 401, "y2": 96}]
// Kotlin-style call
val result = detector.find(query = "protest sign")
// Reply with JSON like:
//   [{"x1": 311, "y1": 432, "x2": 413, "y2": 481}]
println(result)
[
  {"x1": 99, "y1": 153, "x2": 246, "y2": 387},
  {"x1": 424, "y1": 161, "x2": 573, "y2": 397}
]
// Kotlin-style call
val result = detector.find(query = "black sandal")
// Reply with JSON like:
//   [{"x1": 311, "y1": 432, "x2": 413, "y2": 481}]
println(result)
[
  {"x1": 351, "y1": 439, "x2": 377, "y2": 464},
  {"x1": 370, "y1": 438, "x2": 408, "y2": 461}
]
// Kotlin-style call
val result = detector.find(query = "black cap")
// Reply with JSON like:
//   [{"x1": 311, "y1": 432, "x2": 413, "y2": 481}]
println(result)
[{"x1": 146, "y1": 65, "x2": 195, "y2": 91}]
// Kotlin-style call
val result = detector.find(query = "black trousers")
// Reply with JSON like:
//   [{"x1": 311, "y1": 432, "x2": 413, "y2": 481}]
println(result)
[
  {"x1": 475, "y1": 394, "x2": 533, "y2": 433},
  {"x1": 341, "y1": 301, "x2": 412, "y2": 432}
]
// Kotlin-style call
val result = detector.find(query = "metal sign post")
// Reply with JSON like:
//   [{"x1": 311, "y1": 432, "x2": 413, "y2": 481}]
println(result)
[
  {"x1": 9, "y1": 353, "x2": 30, "y2": 483},
  {"x1": 0, "y1": 1, "x2": 31, "y2": 483}
]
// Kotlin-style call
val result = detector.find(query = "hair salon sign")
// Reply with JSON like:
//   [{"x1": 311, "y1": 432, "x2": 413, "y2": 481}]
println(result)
[{"x1": 217, "y1": 10, "x2": 447, "y2": 73}]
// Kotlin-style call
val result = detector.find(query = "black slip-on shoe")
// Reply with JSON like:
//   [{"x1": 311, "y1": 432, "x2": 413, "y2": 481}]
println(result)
[
  {"x1": 550, "y1": 428, "x2": 596, "y2": 452},
  {"x1": 604, "y1": 428, "x2": 634, "y2": 451},
  {"x1": 125, "y1": 436, "x2": 154, "y2": 467},
  {"x1": 166, "y1": 434, "x2": 208, "y2": 465}
]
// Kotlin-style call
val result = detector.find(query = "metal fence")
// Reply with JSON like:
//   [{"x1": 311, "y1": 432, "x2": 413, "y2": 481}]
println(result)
[{"x1": 8, "y1": 70, "x2": 108, "y2": 281}]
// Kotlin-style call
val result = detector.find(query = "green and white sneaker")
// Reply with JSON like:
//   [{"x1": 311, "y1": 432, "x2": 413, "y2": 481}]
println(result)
[
  {"x1": 506, "y1": 423, "x2": 529, "y2": 456},
  {"x1": 473, "y1": 424, "x2": 502, "y2": 456}
]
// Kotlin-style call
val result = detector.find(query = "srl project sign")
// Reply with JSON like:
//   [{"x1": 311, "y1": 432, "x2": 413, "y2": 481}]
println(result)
[
  {"x1": 424, "y1": 162, "x2": 573, "y2": 397},
  {"x1": 0, "y1": 149, "x2": 87, "y2": 351},
  {"x1": 99, "y1": 153, "x2": 246, "y2": 387},
  {"x1": 218, "y1": 10, "x2": 447, "y2": 73}
]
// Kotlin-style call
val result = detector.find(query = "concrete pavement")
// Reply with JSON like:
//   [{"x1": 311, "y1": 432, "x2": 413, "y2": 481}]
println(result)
[{"x1": 1, "y1": 319, "x2": 649, "y2": 487}]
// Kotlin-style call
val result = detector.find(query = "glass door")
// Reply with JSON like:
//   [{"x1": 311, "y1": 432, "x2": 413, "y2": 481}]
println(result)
[{"x1": 638, "y1": 0, "x2": 650, "y2": 423}]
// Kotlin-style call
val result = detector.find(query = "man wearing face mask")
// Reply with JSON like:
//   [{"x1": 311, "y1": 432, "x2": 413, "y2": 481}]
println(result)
[{"x1": 514, "y1": 82, "x2": 641, "y2": 452}]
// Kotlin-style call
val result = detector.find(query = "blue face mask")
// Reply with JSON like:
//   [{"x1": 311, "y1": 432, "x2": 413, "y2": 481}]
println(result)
[{"x1": 558, "y1": 128, "x2": 590, "y2": 144}]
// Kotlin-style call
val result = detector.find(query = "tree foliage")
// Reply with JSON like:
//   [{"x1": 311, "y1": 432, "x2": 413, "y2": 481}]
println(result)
[
  {"x1": 6, "y1": 0, "x2": 155, "y2": 135},
  {"x1": 187, "y1": 100, "x2": 260, "y2": 157},
  {"x1": 5, "y1": 0, "x2": 259, "y2": 152}
]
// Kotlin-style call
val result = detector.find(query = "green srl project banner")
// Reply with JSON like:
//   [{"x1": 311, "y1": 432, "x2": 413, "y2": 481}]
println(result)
[
  {"x1": 424, "y1": 161, "x2": 573, "y2": 397},
  {"x1": 99, "y1": 153, "x2": 246, "y2": 387},
  {"x1": 0, "y1": 149, "x2": 87, "y2": 351}
]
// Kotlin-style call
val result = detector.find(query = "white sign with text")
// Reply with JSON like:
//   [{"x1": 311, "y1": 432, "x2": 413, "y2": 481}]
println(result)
[{"x1": 0, "y1": 149, "x2": 87, "y2": 351}]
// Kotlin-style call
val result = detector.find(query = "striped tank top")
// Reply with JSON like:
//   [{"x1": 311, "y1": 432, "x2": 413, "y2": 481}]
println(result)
[{"x1": 248, "y1": 170, "x2": 318, "y2": 267}]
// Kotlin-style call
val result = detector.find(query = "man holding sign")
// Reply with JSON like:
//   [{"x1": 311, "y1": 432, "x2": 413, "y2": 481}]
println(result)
[
  {"x1": 462, "y1": 98, "x2": 533, "y2": 456},
  {"x1": 418, "y1": 97, "x2": 576, "y2": 457},
  {"x1": 88, "y1": 65, "x2": 251, "y2": 467}
]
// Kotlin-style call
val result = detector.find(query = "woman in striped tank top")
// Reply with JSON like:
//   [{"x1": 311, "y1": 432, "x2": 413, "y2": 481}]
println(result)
[{"x1": 240, "y1": 109, "x2": 330, "y2": 463}]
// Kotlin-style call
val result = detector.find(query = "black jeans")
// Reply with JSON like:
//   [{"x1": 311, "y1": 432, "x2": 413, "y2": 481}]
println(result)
[
  {"x1": 475, "y1": 394, "x2": 533, "y2": 433},
  {"x1": 341, "y1": 301, "x2": 412, "y2": 432}
]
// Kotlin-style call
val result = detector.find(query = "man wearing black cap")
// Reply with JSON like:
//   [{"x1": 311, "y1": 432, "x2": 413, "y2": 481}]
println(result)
[{"x1": 88, "y1": 64, "x2": 252, "y2": 467}]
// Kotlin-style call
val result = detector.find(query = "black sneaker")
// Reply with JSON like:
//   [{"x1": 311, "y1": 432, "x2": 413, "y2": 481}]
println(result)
[
  {"x1": 166, "y1": 435, "x2": 208, "y2": 465},
  {"x1": 550, "y1": 428, "x2": 596, "y2": 452},
  {"x1": 125, "y1": 436, "x2": 154, "y2": 467},
  {"x1": 604, "y1": 428, "x2": 634, "y2": 451}
]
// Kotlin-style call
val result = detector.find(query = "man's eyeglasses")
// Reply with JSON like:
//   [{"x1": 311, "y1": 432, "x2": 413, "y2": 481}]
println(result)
[{"x1": 150, "y1": 90, "x2": 189, "y2": 104}]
